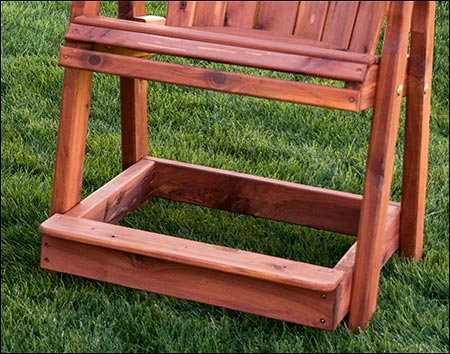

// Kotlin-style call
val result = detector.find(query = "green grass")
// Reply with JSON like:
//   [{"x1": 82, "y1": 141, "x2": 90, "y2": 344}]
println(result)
[{"x1": 1, "y1": 1, "x2": 448, "y2": 352}]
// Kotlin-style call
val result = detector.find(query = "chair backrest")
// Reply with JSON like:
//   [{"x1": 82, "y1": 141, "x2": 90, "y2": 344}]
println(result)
[{"x1": 165, "y1": 1, "x2": 388, "y2": 54}]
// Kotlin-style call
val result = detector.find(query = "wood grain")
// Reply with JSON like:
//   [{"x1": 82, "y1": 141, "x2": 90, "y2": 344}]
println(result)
[
  {"x1": 348, "y1": 1, "x2": 413, "y2": 331},
  {"x1": 41, "y1": 234, "x2": 339, "y2": 329},
  {"x1": 65, "y1": 23, "x2": 369, "y2": 82},
  {"x1": 119, "y1": 1, "x2": 149, "y2": 170},
  {"x1": 399, "y1": 1, "x2": 435, "y2": 260},
  {"x1": 65, "y1": 159, "x2": 155, "y2": 223},
  {"x1": 41, "y1": 214, "x2": 345, "y2": 291},
  {"x1": 58, "y1": 46, "x2": 364, "y2": 111},
  {"x1": 71, "y1": 15, "x2": 379, "y2": 65}
]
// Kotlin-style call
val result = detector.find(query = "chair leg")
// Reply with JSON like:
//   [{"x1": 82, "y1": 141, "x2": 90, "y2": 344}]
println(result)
[
  {"x1": 399, "y1": 1, "x2": 435, "y2": 260},
  {"x1": 347, "y1": 1, "x2": 413, "y2": 332},
  {"x1": 50, "y1": 68, "x2": 94, "y2": 215},
  {"x1": 50, "y1": 1, "x2": 100, "y2": 215},
  {"x1": 119, "y1": 1, "x2": 149, "y2": 170}
]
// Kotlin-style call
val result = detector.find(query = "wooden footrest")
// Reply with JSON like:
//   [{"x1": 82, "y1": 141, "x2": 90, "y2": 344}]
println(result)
[{"x1": 40, "y1": 157, "x2": 401, "y2": 330}]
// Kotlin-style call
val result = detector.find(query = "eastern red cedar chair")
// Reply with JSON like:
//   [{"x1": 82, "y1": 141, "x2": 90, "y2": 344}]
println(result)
[{"x1": 40, "y1": 1, "x2": 435, "y2": 331}]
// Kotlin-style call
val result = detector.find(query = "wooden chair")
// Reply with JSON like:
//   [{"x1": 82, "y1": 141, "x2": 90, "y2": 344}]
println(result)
[{"x1": 40, "y1": 1, "x2": 435, "y2": 331}]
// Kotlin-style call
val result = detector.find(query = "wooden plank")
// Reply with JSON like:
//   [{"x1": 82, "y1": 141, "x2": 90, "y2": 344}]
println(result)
[
  {"x1": 192, "y1": 1, "x2": 227, "y2": 27},
  {"x1": 50, "y1": 68, "x2": 93, "y2": 215},
  {"x1": 72, "y1": 15, "x2": 378, "y2": 65},
  {"x1": 58, "y1": 46, "x2": 362, "y2": 111},
  {"x1": 68, "y1": 1, "x2": 100, "y2": 22},
  {"x1": 294, "y1": 1, "x2": 329, "y2": 40},
  {"x1": 190, "y1": 26, "x2": 342, "y2": 49},
  {"x1": 64, "y1": 23, "x2": 369, "y2": 82},
  {"x1": 144, "y1": 157, "x2": 362, "y2": 235},
  {"x1": 41, "y1": 214, "x2": 345, "y2": 291},
  {"x1": 50, "y1": 2, "x2": 101, "y2": 214},
  {"x1": 65, "y1": 159, "x2": 155, "y2": 223},
  {"x1": 349, "y1": 1, "x2": 387, "y2": 54},
  {"x1": 166, "y1": 1, "x2": 197, "y2": 27},
  {"x1": 399, "y1": 1, "x2": 435, "y2": 259},
  {"x1": 348, "y1": 1, "x2": 413, "y2": 332},
  {"x1": 224, "y1": 1, "x2": 258, "y2": 28},
  {"x1": 321, "y1": 1, "x2": 360, "y2": 49},
  {"x1": 333, "y1": 203, "x2": 400, "y2": 327},
  {"x1": 40, "y1": 234, "x2": 339, "y2": 329},
  {"x1": 118, "y1": 1, "x2": 146, "y2": 20},
  {"x1": 118, "y1": 2, "x2": 149, "y2": 170},
  {"x1": 255, "y1": 1, "x2": 300, "y2": 34}
]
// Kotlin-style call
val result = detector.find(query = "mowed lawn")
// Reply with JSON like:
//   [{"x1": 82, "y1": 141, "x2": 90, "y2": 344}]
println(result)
[{"x1": 1, "y1": 1, "x2": 448, "y2": 353}]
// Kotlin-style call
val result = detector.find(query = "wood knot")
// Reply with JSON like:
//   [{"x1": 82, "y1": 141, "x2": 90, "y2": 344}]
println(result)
[
  {"x1": 212, "y1": 72, "x2": 227, "y2": 85},
  {"x1": 88, "y1": 55, "x2": 101, "y2": 65}
]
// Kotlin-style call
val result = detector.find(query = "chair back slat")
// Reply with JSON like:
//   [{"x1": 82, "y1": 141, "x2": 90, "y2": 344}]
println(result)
[
  {"x1": 192, "y1": 1, "x2": 227, "y2": 27},
  {"x1": 255, "y1": 1, "x2": 300, "y2": 34},
  {"x1": 224, "y1": 1, "x2": 258, "y2": 28},
  {"x1": 294, "y1": 1, "x2": 330, "y2": 40},
  {"x1": 165, "y1": 1, "x2": 387, "y2": 54},
  {"x1": 321, "y1": 1, "x2": 360, "y2": 49},
  {"x1": 349, "y1": 1, "x2": 387, "y2": 54}
]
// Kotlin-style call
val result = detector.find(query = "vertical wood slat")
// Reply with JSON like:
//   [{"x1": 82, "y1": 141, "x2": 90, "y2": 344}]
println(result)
[
  {"x1": 399, "y1": 1, "x2": 435, "y2": 259},
  {"x1": 51, "y1": 1, "x2": 101, "y2": 215},
  {"x1": 166, "y1": 1, "x2": 197, "y2": 27},
  {"x1": 224, "y1": 1, "x2": 258, "y2": 28},
  {"x1": 349, "y1": 1, "x2": 387, "y2": 54},
  {"x1": 118, "y1": 1, "x2": 146, "y2": 19},
  {"x1": 348, "y1": 1, "x2": 413, "y2": 332},
  {"x1": 69, "y1": 1, "x2": 100, "y2": 22},
  {"x1": 321, "y1": 1, "x2": 360, "y2": 49},
  {"x1": 294, "y1": 1, "x2": 329, "y2": 40},
  {"x1": 119, "y1": 2, "x2": 149, "y2": 170},
  {"x1": 193, "y1": 1, "x2": 227, "y2": 26},
  {"x1": 255, "y1": 1, "x2": 300, "y2": 34},
  {"x1": 50, "y1": 69, "x2": 94, "y2": 215}
]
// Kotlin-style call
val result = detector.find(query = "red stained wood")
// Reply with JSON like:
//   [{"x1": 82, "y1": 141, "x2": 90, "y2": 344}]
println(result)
[
  {"x1": 294, "y1": 1, "x2": 329, "y2": 40},
  {"x1": 145, "y1": 157, "x2": 362, "y2": 235},
  {"x1": 348, "y1": 1, "x2": 414, "y2": 331},
  {"x1": 65, "y1": 23, "x2": 369, "y2": 82},
  {"x1": 72, "y1": 16, "x2": 379, "y2": 65},
  {"x1": 399, "y1": 1, "x2": 435, "y2": 260},
  {"x1": 321, "y1": 1, "x2": 360, "y2": 49},
  {"x1": 192, "y1": 1, "x2": 227, "y2": 27},
  {"x1": 41, "y1": 234, "x2": 338, "y2": 329},
  {"x1": 349, "y1": 2, "x2": 387, "y2": 54},
  {"x1": 224, "y1": 1, "x2": 258, "y2": 28},
  {"x1": 66, "y1": 159, "x2": 155, "y2": 223},
  {"x1": 42, "y1": 0, "x2": 433, "y2": 333},
  {"x1": 58, "y1": 46, "x2": 364, "y2": 111},
  {"x1": 255, "y1": 1, "x2": 299, "y2": 34},
  {"x1": 166, "y1": 1, "x2": 197, "y2": 27},
  {"x1": 41, "y1": 214, "x2": 345, "y2": 291},
  {"x1": 50, "y1": 68, "x2": 93, "y2": 215},
  {"x1": 119, "y1": 2, "x2": 149, "y2": 170}
]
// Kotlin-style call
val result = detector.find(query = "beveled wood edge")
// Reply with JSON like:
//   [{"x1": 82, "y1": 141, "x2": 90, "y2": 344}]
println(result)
[
  {"x1": 58, "y1": 46, "x2": 366, "y2": 111},
  {"x1": 332, "y1": 203, "x2": 401, "y2": 327},
  {"x1": 72, "y1": 15, "x2": 379, "y2": 65},
  {"x1": 65, "y1": 23, "x2": 368, "y2": 82},
  {"x1": 65, "y1": 158, "x2": 155, "y2": 223},
  {"x1": 40, "y1": 213, "x2": 345, "y2": 291},
  {"x1": 40, "y1": 234, "x2": 338, "y2": 330}
]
